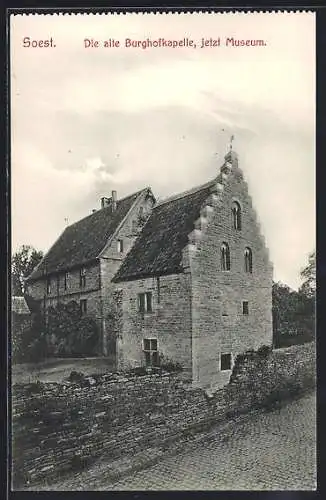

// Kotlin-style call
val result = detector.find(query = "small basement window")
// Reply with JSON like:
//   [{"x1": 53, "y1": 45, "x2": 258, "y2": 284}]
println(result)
[
  {"x1": 242, "y1": 301, "x2": 249, "y2": 315},
  {"x1": 220, "y1": 353, "x2": 232, "y2": 371},
  {"x1": 143, "y1": 338, "x2": 159, "y2": 367}
]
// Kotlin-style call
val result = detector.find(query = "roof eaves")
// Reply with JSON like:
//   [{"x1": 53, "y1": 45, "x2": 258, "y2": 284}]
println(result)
[{"x1": 112, "y1": 265, "x2": 183, "y2": 283}]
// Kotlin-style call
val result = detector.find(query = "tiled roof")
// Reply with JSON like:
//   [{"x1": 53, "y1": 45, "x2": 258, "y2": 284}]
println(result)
[
  {"x1": 113, "y1": 181, "x2": 215, "y2": 282},
  {"x1": 12, "y1": 296, "x2": 31, "y2": 315},
  {"x1": 28, "y1": 189, "x2": 145, "y2": 280}
]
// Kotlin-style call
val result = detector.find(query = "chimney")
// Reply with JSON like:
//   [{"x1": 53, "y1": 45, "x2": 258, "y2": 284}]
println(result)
[
  {"x1": 112, "y1": 190, "x2": 117, "y2": 212},
  {"x1": 101, "y1": 197, "x2": 110, "y2": 209}
]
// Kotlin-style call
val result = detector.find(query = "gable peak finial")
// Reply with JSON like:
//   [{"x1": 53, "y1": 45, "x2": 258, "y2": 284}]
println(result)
[
  {"x1": 229, "y1": 134, "x2": 235, "y2": 151},
  {"x1": 223, "y1": 134, "x2": 238, "y2": 168}
]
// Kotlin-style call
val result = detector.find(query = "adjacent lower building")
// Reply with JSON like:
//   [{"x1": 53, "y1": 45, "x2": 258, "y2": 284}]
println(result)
[
  {"x1": 12, "y1": 296, "x2": 32, "y2": 338},
  {"x1": 26, "y1": 149, "x2": 273, "y2": 389},
  {"x1": 26, "y1": 187, "x2": 156, "y2": 357}
]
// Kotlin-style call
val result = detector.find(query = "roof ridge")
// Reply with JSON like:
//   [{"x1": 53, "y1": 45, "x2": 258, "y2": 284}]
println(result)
[
  {"x1": 67, "y1": 187, "x2": 149, "y2": 228},
  {"x1": 155, "y1": 178, "x2": 217, "y2": 208},
  {"x1": 114, "y1": 187, "x2": 149, "y2": 204},
  {"x1": 27, "y1": 187, "x2": 150, "y2": 282}
]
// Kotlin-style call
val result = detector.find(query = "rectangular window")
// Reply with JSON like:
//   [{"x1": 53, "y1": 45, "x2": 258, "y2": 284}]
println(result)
[
  {"x1": 220, "y1": 353, "x2": 232, "y2": 371},
  {"x1": 138, "y1": 292, "x2": 153, "y2": 314},
  {"x1": 80, "y1": 267, "x2": 86, "y2": 288},
  {"x1": 143, "y1": 338, "x2": 158, "y2": 367},
  {"x1": 157, "y1": 277, "x2": 161, "y2": 304},
  {"x1": 64, "y1": 271, "x2": 69, "y2": 291},
  {"x1": 80, "y1": 299, "x2": 87, "y2": 316},
  {"x1": 138, "y1": 292, "x2": 145, "y2": 313},
  {"x1": 46, "y1": 278, "x2": 51, "y2": 295},
  {"x1": 242, "y1": 301, "x2": 249, "y2": 315},
  {"x1": 44, "y1": 307, "x2": 49, "y2": 327},
  {"x1": 117, "y1": 239, "x2": 124, "y2": 253},
  {"x1": 146, "y1": 292, "x2": 152, "y2": 312}
]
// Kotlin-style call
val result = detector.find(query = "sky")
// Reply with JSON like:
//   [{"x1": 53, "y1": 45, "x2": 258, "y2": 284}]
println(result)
[{"x1": 10, "y1": 12, "x2": 315, "y2": 290}]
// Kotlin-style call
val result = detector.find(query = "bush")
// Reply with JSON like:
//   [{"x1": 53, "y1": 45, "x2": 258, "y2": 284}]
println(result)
[
  {"x1": 257, "y1": 345, "x2": 273, "y2": 358},
  {"x1": 68, "y1": 370, "x2": 85, "y2": 383},
  {"x1": 12, "y1": 312, "x2": 48, "y2": 364},
  {"x1": 67, "y1": 370, "x2": 97, "y2": 387},
  {"x1": 13, "y1": 301, "x2": 100, "y2": 363},
  {"x1": 128, "y1": 366, "x2": 148, "y2": 376},
  {"x1": 160, "y1": 360, "x2": 183, "y2": 373},
  {"x1": 47, "y1": 301, "x2": 99, "y2": 357},
  {"x1": 229, "y1": 343, "x2": 315, "y2": 410},
  {"x1": 25, "y1": 380, "x2": 45, "y2": 395},
  {"x1": 159, "y1": 353, "x2": 183, "y2": 373}
]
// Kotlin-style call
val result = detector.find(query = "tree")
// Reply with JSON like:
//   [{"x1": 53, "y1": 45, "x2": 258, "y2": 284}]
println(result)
[
  {"x1": 299, "y1": 250, "x2": 316, "y2": 298},
  {"x1": 272, "y1": 280, "x2": 314, "y2": 348},
  {"x1": 12, "y1": 245, "x2": 44, "y2": 296}
]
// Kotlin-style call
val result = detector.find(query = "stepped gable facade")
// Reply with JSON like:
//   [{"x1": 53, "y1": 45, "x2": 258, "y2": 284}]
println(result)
[
  {"x1": 26, "y1": 149, "x2": 273, "y2": 389},
  {"x1": 113, "y1": 149, "x2": 273, "y2": 389}
]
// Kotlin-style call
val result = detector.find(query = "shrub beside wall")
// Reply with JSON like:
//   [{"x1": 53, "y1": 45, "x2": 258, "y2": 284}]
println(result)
[
  {"x1": 228, "y1": 342, "x2": 316, "y2": 408},
  {"x1": 12, "y1": 342, "x2": 316, "y2": 489}
]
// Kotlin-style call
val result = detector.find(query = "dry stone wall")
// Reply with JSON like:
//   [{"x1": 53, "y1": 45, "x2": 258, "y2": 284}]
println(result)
[{"x1": 12, "y1": 342, "x2": 315, "y2": 489}]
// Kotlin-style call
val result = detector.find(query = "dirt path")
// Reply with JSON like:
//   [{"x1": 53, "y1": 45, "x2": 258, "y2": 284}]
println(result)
[{"x1": 12, "y1": 357, "x2": 115, "y2": 384}]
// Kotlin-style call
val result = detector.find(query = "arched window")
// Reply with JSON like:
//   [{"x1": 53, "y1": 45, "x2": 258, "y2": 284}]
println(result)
[
  {"x1": 221, "y1": 242, "x2": 231, "y2": 271},
  {"x1": 244, "y1": 247, "x2": 253, "y2": 273},
  {"x1": 232, "y1": 201, "x2": 242, "y2": 230}
]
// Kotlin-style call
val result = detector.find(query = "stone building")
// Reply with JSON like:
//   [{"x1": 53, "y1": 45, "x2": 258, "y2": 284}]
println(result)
[
  {"x1": 26, "y1": 149, "x2": 273, "y2": 389},
  {"x1": 26, "y1": 187, "x2": 156, "y2": 355}
]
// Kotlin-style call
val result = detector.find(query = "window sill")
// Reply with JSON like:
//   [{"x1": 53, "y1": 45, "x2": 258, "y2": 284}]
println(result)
[{"x1": 138, "y1": 311, "x2": 154, "y2": 317}]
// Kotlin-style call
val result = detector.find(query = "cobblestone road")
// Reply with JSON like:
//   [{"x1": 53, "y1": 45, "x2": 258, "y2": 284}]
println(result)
[{"x1": 109, "y1": 392, "x2": 316, "y2": 491}]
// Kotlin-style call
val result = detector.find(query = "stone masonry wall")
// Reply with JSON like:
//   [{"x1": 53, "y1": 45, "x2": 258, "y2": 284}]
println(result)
[
  {"x1": 189, "y1": 162, "x2": 273, "y2": 389},
  {"x1": 115, "y1": 273, "x2": 192, "y2": 375},
  {"x1": 26, "y1": 262, "x2": 101, "y2": 305},
  {"x1": 26, "y1": 263, "x2": 102, "y2": 321},
  {"x1": 12, "y1": 342, "x2": 315, "y2": 489},
  {"x1": 100, "y1": 191, "x2": 155, "y2": 357}
]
